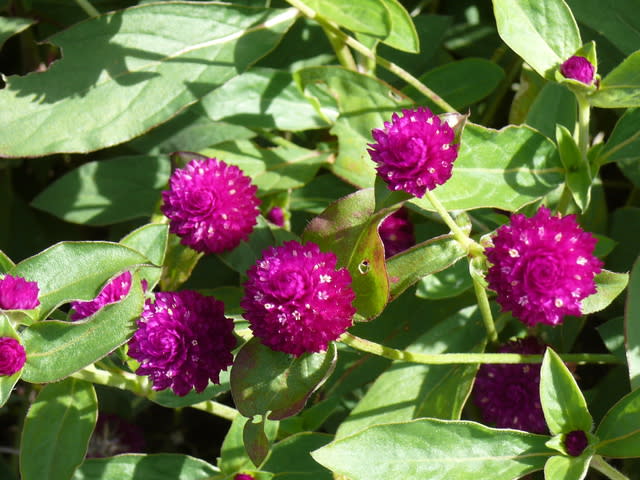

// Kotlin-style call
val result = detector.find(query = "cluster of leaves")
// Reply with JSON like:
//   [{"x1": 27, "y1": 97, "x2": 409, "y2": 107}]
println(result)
[{"x1": 1, "y1": 0, "x2": 640, "y2": 479}]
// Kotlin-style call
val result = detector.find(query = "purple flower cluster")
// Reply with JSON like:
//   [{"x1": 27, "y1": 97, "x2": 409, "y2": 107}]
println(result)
[
  {"x1": 71, "y1": 271, "x2": 132, "y2": 320},
  {"x1": 560, "y1": 56, "x2": 595, "y2": 85},
  {"x1": 368, "y1": 107, "x2": 459, "y2": 198},
  {"x1": 162, "y1": 158, "x2": 260, "y2": 254},
  {"x1": 128, "y1": 290, "x2": 236, "y2": 396},
  {"x1": 266, "y1": 207, "x2": 285, "y2": 227},
  {"x1": 485, "y1": 206, "x2": 602, "y2": 326},
  {"x1": 234, "y1": 475, "x2": 255, "y2": 480},
  {"x1": 241, "y1": 241, "x2": 356, "y2": 356},
  {"x1": 0, "y1": 337, "x2": 26, "y2": 376},
  {"x1": 378, "y1": 207, "x2": 415, "y2": 258},
  {"x1": 0, "y1": 274, "x2": 40, "y2": 310},
  {"x1": 473, "y1": 337, "x2": 548, "y2": 434},
  {"x1": 565, "y1": 430, "x2": 589, "y2": 456}
]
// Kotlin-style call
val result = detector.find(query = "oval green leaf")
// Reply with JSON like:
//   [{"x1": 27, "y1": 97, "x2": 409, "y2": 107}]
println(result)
[
  {"x1": 10, "y1": 241, "x2": 149, "y2": 320},
  {"x1": 590, "y1": 51, "x2": 640, "y2": 108},
  {"x1": 0, "y1": 3, "x2": 297, "y2": 157},
  {"x1": 71, "y1": 454, "x2": 219, "y2": 480},
  {"x1": 493, "y1": 0, "x2": 581, "y2": 79},
  {"x1": 540, "y1": 348, "x2": 593, "y2": 435},
  {"x1": 230, "y1": 338, "x2": 336, "y2": 420},
  {"x1": 20, "y1": 378, "x2": 97, "y2": 480},
  {"x1": 313, "y1": 418, "x2": 553, "y2": 479},
  {"x1": 21, "y1": 273, "x2": 144, "y2": 383},
  {"x1": 296, "y1": 0, "x2": 390, "y2": 37},
  {"x1": 595, "y1": 387, "x2": 640, "y2": 458},
  {"x1": 581, "y1": 270, "x2": 629, "y2": 315}
]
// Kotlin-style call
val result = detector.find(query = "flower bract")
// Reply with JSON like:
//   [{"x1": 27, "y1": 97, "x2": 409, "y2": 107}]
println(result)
[
  {"x1": 71, "y1": 271, "x2": 132, "y2": 320},
  {"x1": 0, "y1": 337, "x2": 26, "y2": 376},
  {"x1": 485, "y1": 206, "x2": 602, "y2": 326},
  {"x1": 0, "y1": 275, "x2": 40, "y2": 310},
  {"x1": 241, "y1": 241, "x2": 356, "y2": 356},
  {"x1": 473, "y1": 337, "x2": 548, "y2": 434},
  {"x1": 128, "y1": 290, "x2": 236, "y2": 396},
  {"x1": 368, "y1": 107, "x2": 459, "y2": 198},
  {"x1": 161, "y1": 158, "x2": 260, "y2": 254}
]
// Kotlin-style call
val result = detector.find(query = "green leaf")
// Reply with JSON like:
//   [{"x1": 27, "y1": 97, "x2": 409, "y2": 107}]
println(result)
[
  {"x1": 20, "y1": 378, "x2": 97, "y2": 480},
  {"x1": 589, "y1": 50, "x2": 640, "y2": 108},
  {"x1": 492, "y1": 0, "x2": 581, "y2": 79},
  {"x1": 0, "y1": 251, "x2": 15, "y2": 272},
  {"x1": 412, "y1": 123, "x2": 563, "y2": 212},
  {"x1": 220, "y1": 415, "x2": 256, "y2": 476},
  {"x1": 243, "y1": 416, "x2": 279, "y2": 467},
  {"x1": 597, "y1": 108, "x2": 640, "y2": 174},
  {"x1": 294, "y1": 66, "x2": 411, "y2": 188},
  {"x1": 230, "y1": 338, "x2": 336, "y2": 420},
  {"x1": 20, "y1": 273, "x2": 144, "y2": 383},
  {"x1": 540, "y1": 348, "x2": 592, "y2": 435},
  {"x1": 0, "y1": 4, "x2": 297, "y2": 157},
  {"x1": 625, "y1": 256, "x2": 640, "y2": 389},
  {"x1": 72, "y1": 454, "x2": 219, "y2": 480},
  {"x1": 313, "y1": 418, "x2": 552, "y2": 479},
  {"x1": 202, "y1": 140, "x2": 329, "y2": 196},
  {"x1": 201, "y1": 68, "x2": 329, "y2": 131},
  {"x1": 290, "y1": 173, "x2": 355, "y2": 215},
  {"x1": 405, "y1": 58, "x2": 505, "y2": 111},
  {"x1": 378, "y1": 0, "x2": 418, "y2": 53},
  {"x1": 262, "y1": 432, "x2": 333, "y2": 480},
  {"x1": 10, "y1": 241, "x2": 150, "y2": 320},
  {"x1": 296, "y1": 0, "x2": 390, "y2": 37},
  {"x1": 596, "y1": 316, "x2": 626, "y2": 363},
  {"x1": 336, "y1": 306, "x2": 486, "y2": 438},
  {"x1": 303, "y1": 188, "x2": 389, "y2": 320},
  {"x1": 386, "y1": 233, "x2": 466, "y2": 301},
  {"x1": 0, "y1": 16, "x2": 34, "y2": 49},
  {"x1": 580, "y1": 270, "x2": 629, "y2": 315},
  {"x1": 119, "y1": 223, "x2": 168, "y2": 291},
  {"x1": 526, "y1": 82, "x2": 577, "y2": 139},
  {"x1": 556, "y1": 124, "x2": 591, "y2": 212},
  {"x1": 416, "y1": 258, "x2": 473, "y2": 300},
  {"x1": 543, "y1": 454, "x2": 591, "y2": 480},
  {"x1": 595, "y1": 387, "x2": 640, "y2": 458},
  {"x1": 31, "y1": 156, "x2": 170, "y2": 226},
  {"x1": 0, "y1": 316, "x2": 24, "y2": 408}
]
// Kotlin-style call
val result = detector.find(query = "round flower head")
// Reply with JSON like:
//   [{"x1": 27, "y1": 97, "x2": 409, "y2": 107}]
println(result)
[
  {"x1": 266, "y1": 206, "x2": 285, "y2": 227},
  {"x1": 0, "y1": 337, "x2": 26, "y2": 376},
  {"x1": 71, "y1": 271, "x2": 132, "y2": 320},
  {"x1": 162, "y1": 158, "x2": 260, "y2": 254},
  {"x1": 560, "y1": 56, "x2": 595, "y2": 85},
  {"x1": 379, "y1": 207, "x2": 415, "y2": 258},
  {"x1": 241, "y1": 241, "x2": 356, "y2": 356},
  {"x1": 127, "y1": 290, "x2": 236, "y2": 396},
  {"x1": 473, "y1": 337, "x2": 548, "y2": 434},
  {"x1": 368, "y1": 107, "x2": 459, "y2": 198},
  {"x1": 0, "y1": 274, "x2": 40, "y2": 310},
  {"x1": 565, "y1": 430, "x2": 589, "y2": 457},
  {"x1": 234, "y1": 475, "x2": 255, "y2": 480},
  {"x1": 485, "y1": 206, "x2": 602, "y2": 327}
]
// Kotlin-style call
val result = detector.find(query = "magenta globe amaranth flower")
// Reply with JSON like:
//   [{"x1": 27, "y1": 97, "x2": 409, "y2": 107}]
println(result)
[
  {"x1": 162, "y1": 158, "x2": 260, "y2": 254},
  {"x1": 379, "y1": 207, "x2": 415, "y2": 258},
  {"x1": 368, "y1": 107, "x2": 459, "y2": 198},
  {"x1": 71, "y1": 271, "x2": 132, "y2": 320},
  {"x1": 485, "y1": 206, "x2": 602, "y2": 327},
  {"x1": 565, "y1": 430, "x2": 589, "y2": 456},
  {"x1": 560, "y1": 56, "x2": 595, "y2": 85},
  {"x1": 234, "y1": 475, "x2": 255, "y2": 480},
  {"x1": 127, "y1": 290, "x2": 236, "y2": 396},
  {"x1": 241, "y1": 241, "x2": 356, "y2": 356},
  {"x1": 266, "y1": 206, "x2": 285, "y2": 227},
  {"x1": 0, "y1": 337, "x2": 26, "y2": 376},
  {"x1": 0, "y1": 274, "x2": 40, "y2": 310},
  {"x1": 473, "y1": 337, "x2": 548, "y2": 434}
]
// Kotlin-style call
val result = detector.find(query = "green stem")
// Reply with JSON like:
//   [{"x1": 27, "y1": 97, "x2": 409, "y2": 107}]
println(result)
[
  {"x1": 424, "y1": 190, "x2": 483, "y2": 256},
  {"x1": 340, "y1": 332, "x2": 621, "y2": 365},
  {"x1": 71, "y1": 365, "x2": 239, "y2": 421},
  {"x1": 74, "y1": 0, "x2": 100, "y2": 17},
  {"x1": 556, "y1": 184, "x2": 574, "y2": 215},
  {"x1": 590, "y1": 456, "x2": 630, "y2": 480},
  {"x1": 190, "y1": 400, "x2": 239, "y2": 421},
  {"x1": 576, "y1": 94, "x2": 591, "y2": 164},
  {"x1": 472, "y1": 275, "x2": 498, "y2": 343},
  {"x1": 320, "y1": 24, "x2": 358, "y2": 71},
  {"x1": 285, "y1": 0, "x2": 456, "y2": 113}
]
